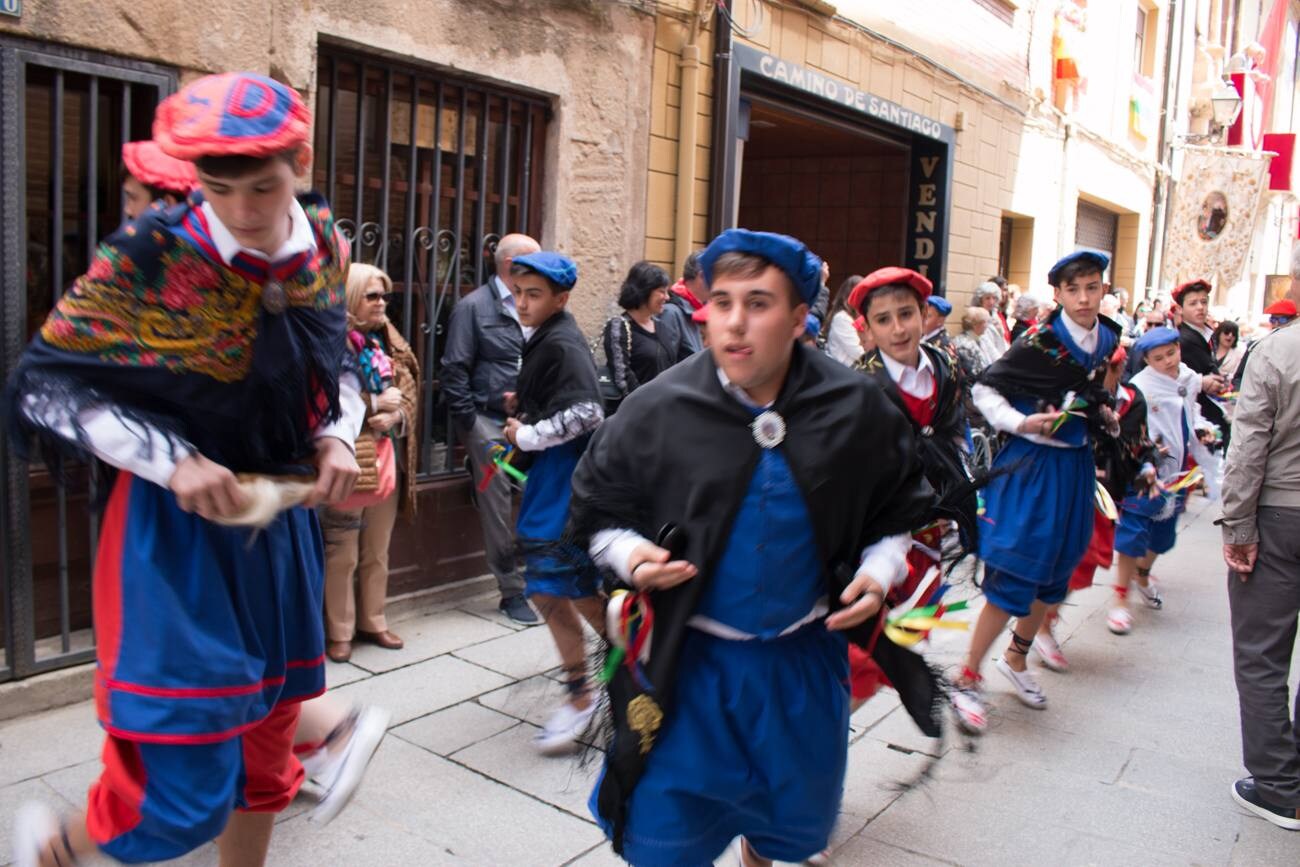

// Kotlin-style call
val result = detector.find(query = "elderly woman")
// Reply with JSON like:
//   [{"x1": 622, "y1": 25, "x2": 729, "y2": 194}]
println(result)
[
  {"x1": 974, "y1": 281, "x2": 1010, "y2": 361},
  {"x1": 1010, "y1": 293, "x2": 1041, "y2": 342},
  {"x1": 953, "y1": 305, "x2": 993, "y2": 382},
  {"x1": 322, "y1": 263, "x2": 420, "y2": 663}
]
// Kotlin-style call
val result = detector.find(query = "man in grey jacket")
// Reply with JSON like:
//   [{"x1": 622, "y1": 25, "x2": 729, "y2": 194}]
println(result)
[
  {"x1": 442, "y1": 233, "x2": 541, "y2": 624},
  {"x1": 1220, "y1": 243, "x2": 1300, "y2": 831}
]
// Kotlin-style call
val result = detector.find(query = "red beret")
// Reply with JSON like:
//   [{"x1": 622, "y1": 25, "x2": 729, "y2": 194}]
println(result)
[
  {"x1": 1264, "y1": 298, "x2": 1298, "y2": 317},
  {"x1": 122, "y1": 141, "x2": 198, "y2": 195},
  {"x1": 1171, "y1": 279, "x2": 1212, "y2": 305},
  {"x1": 1109, "y1": 345, "x2": 1128, "y2": 366},
  {"x1": 154, "y1": 73, "x2": 311, "y2": 161},
  {"x1": 847, "y1": 267, "x2": 933, "y2": 314}
]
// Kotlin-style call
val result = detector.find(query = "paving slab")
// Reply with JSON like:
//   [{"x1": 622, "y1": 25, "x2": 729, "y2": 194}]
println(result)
[
  {"x1": 330, "y1": 655, "x2": 512, "y2": 726},
  {"x1": 450, "y1": 723, "x2": 601, "y2": 819},
  {"x1": 452, "y1": 623, "x2": 565, "y2": 680},
  {"x1": 0, "y1": 701, "x2": 103, "y2": 788},
  {"x1": 346, "y1": 608, "x2": 514, "y2": 674},
  {"x1": 273, "y1": 737, "x2": 602, "y2": 865},
  {"x1": 391, "y1": 701, "x2": 521, "y2": 757}
]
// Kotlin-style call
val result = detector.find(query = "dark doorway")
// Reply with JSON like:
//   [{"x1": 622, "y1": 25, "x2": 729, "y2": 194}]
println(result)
[{"x1": 736, "y1": 100, "x2": 910, "y2": 295}]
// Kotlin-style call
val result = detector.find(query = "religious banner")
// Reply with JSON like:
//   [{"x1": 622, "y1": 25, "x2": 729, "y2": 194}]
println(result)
[{"x1": 1162, "y1": 147, "x2": 1273, "y2": 292}]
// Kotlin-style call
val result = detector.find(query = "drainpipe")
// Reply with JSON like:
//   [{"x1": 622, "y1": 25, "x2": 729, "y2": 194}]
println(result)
[
  {"x1": 1146, "y1": 0, "x2": 1185, "y2": 301},
  {"x1": 674, "y1": 0, "x2": 711, "y2": 272}
]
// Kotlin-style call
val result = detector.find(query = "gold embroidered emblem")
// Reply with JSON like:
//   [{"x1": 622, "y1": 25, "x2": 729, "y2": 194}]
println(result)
[{"x1": 627, "y1": 694, "x2": 663, "y2": 755}]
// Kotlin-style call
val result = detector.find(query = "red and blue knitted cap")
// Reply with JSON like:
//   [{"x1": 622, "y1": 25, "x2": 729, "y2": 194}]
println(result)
[
  {"x1": 122, "y1": 140, "x2": 198, "y2": 194},
  {"x1": 154, "y1": 73, "x2": 311, "y2": 161}
]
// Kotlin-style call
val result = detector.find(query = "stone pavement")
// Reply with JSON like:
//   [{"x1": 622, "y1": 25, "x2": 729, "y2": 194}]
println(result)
[{"x1": 2, "y1": 495, "x2": 1297, "y2": 865}]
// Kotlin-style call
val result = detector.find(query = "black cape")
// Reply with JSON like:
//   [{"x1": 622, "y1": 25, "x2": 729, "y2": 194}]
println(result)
[
  {"x1": 1178, "y1": 323, "x2": 1229, "y2": 442},
  {"x1": 517, "y1": 310, "x2": 601, "y2": 426},
  {"x1": 857, "y1": 344, "x2": 980, "y2": 548},
  {"x1": 1094, "y1": 383, "x2": 1158, "y2": 501},
  {"x1": 567, "y1": 344, "x2": 939, "y2": 853}
]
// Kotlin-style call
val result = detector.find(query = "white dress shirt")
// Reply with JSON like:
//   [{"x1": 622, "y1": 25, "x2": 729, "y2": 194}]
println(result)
[
  {"x1": 879, "y1": 348, "x2": 935, "y2": 400},
  {"x1": 972, "y1": 312, "x2": 1099, "y2": 448},
  {"x1": 25, "y1": 200, "x2": 366, "y2": 487}
]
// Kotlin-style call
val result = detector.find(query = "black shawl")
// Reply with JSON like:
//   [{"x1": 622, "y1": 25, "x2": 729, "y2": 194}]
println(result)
[
  {"x1": 857, "y1": 344, "x2": 980, "y2": 548},
  {"x1": 516, "y1": 310, "x2": 601, "y2": 426},
  {"x1": 5, "y1": 192, "x2": 348, "y2": 478},
  {"x1": 978, "y1": 309, "x2": 1123, "y2": 441},
  {"x1": 567, "y1": 344, "x2": 939, "y2": 853}
]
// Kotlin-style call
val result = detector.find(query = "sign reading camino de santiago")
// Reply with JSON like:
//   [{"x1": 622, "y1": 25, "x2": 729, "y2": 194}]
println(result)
[{"x1": 734, "y1": 43, "x2": 954, "y2": 143}]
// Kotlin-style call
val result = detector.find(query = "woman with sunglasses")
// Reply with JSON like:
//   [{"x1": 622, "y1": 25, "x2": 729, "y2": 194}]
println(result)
[{"x1": 321, "y1": 263, "x2": 421, "y2": 662}]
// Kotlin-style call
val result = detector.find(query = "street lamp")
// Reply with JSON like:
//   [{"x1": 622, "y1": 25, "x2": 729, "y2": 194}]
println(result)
[
  {"x1": 1210, "y1": 79, "x2": 1244, "y2": 131},
  {"x1": 1179, "y1": 78, "x2": 1244, "y2": 145}
]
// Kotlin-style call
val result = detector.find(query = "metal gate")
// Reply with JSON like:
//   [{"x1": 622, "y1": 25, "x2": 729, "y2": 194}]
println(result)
[
  {"x1": 0, "y1": 37, "x2": 175, "y2": 682},
  {"x1": 312, "y1": 45, "x2": 549, "y2": 477}
]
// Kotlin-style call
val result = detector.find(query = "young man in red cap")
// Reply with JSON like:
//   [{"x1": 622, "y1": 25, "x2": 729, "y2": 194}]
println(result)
[
  {"x1": 1173, "y1": 279, "x2": 1231, "y2": 447},
  {"x1": 572, "y1": 229, "x2": 938, "y2": 866},
  {"x1": 844, "y1": 268, "x2": 980, "y2": 707},
  {"x1": 9, "y1": 73, "x2": 365, "y2": 867},
  {"x1": 952, "y1": 251, "x2": 1122, "y2": 733},
  {"x1": 119, "y1": 140, "x2": 197, "y2": 221}
]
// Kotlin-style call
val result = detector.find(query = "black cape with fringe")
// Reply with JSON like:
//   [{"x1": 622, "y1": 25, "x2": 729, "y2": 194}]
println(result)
[{"x1": 566, "y1": 343, "x2": 939, "y2": 854}]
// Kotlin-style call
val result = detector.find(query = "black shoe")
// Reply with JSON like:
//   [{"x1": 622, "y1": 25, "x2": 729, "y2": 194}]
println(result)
[
  {"x1": 499, "y1": 594, "x2": 540, "y2": 625},
  {"x1": 1231, "y1": 777, "x2": 1300, "y2": 830}
]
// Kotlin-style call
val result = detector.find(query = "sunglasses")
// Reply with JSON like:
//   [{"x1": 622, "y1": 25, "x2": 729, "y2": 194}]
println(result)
[{"x1": 365, "y1": 292, "x2": 387, "y2": 302}]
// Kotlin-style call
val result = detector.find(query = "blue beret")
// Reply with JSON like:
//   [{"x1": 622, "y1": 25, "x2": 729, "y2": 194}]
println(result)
[
  {"x1": 699, "y1": 229, "x2": 823, "y2": 305},
  {"x1": 804, "y1": 313, "x2": 822, "y2": 340},
  {"x1": 927, "y1": 295, "x2": 953, "y2": 315},
  {"x1": 513, "y1": 251, "x2": 578, "y2": 290},
  {"x1": 1133, "y1": 326, "x2": 1180, "y2": 357},
  {"x1": 1048, "y1": 250, "x2": 1110, "y2": 286}
]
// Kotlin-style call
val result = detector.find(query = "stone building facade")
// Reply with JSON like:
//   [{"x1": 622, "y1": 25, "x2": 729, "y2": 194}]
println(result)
[
  {"x1": 0, "y1": 0, "x2": 659, "y2": 677},
  {"x1": 643, "y1": 0, "x2": 1171, "y2": 309}
]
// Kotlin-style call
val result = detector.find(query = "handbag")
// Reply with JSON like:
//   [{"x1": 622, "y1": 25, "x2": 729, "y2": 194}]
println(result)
[
  {"x1": 334, "y1": 433, "x2": 398, "y2": 511},
  {"x1": 597, "y1": 315, "x2": 634, "y2": 416}
]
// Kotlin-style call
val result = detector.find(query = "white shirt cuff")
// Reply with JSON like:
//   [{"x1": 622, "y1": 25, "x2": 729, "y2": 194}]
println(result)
[
  {"x1": 24, "y1": 395, "x2": 192, "y2": 488},
  {"x1": 515, "y1": 423, "x2": 543, "y2": 453},
  {"x1": 313, "y1": 372, "x2": 366, "y2": 453},
  {"x1": 590, "y1": 528, "x2": 650, "y2": 583},
  {"x1": 855, "y1": 533, "x2": 912, "y2": 594}
]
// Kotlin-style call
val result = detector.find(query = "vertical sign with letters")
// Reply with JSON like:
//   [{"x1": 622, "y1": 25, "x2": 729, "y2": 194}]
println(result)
[{"x1": 906, "y1": 137, "x2": 949, "y2": 293}]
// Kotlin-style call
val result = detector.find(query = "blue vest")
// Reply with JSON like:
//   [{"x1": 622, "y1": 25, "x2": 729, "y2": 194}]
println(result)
[{"x1": 695, "y1": 448, "x2": 824, "y2": 638}]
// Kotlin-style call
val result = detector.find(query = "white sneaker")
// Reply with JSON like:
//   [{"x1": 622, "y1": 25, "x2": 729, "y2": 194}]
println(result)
[
  {"x1": 1135, "y1": 578, "x2": 1163, "y2": 610},
  {"x1": 995, "y1": 657, "x2": 1047, "y2": 709},
  {"x1": 805, "y1": 847, "x2": 832, "y2": 865},
  {"x1": 950, "y1": 683, "x2": 988, "y2": 735},
  {"x1": 308, "y1": 705, "x2": 391, "y2": 825},
  {"x1": 535, "y1": 701, "x2": 596, "y2": 756},
  {"x1": 13, "y1": 802, "x2": 59, "y2": 867},
  {"x1": 1107, "y1": 607, "x2": 1133, "y2": 635},
  {"x1": 1033, "y1": 631, "x2": 1070, "y2": 673}
]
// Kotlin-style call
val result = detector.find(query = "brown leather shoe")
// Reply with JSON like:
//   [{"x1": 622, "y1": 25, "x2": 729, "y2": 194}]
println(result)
[
  {"x1": 327, "y1": 640, "x2": 353, "y2": 663},
  {"x1": 355, "y1": 630, "x2": 404, "y2": 650}
]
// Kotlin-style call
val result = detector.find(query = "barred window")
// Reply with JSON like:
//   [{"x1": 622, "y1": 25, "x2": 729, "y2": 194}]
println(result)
[{"x1": 313, "y1": 45, "x2": 549, "y2": 475}]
